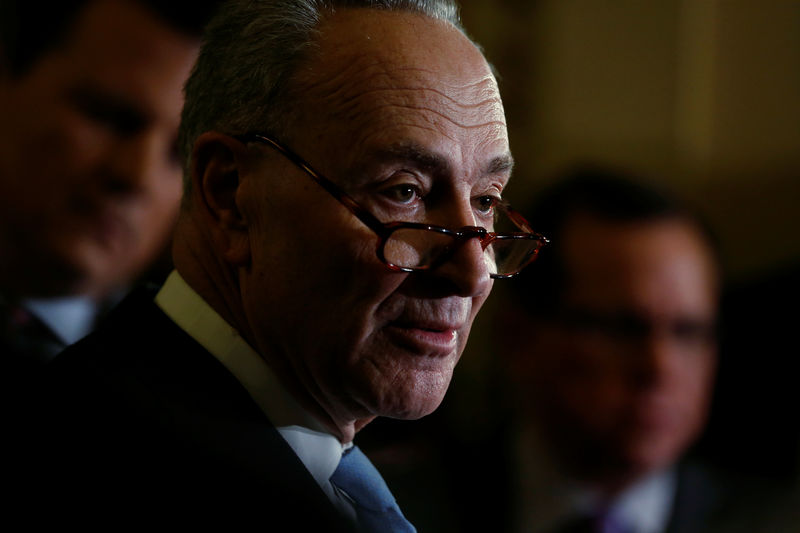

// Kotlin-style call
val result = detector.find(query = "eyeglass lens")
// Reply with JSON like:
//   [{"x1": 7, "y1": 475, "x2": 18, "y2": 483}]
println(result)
[{"x1": 383, "y1": 226, "x2": 541, "y2": 276}]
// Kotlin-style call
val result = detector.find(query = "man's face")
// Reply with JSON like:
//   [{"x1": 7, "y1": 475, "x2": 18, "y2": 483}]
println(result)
[
  {"x1": 236, "y1": 10, "x2": 509, "y2": 431},
  {"x1": 0, "y1": 0, "x2": 198, "y2": 298},
  {"x1": 527, "y1": 215, "x2": 718, "y2": 480}
]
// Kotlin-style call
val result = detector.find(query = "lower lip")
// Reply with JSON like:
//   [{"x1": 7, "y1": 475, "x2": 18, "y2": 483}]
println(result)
[{"x1": 384, "y1": 325, "x2": 459, "y2": 358}]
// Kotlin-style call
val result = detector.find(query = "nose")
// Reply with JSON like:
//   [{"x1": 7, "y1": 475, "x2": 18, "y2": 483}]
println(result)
[
  {"x1": 419, "y1": 199, "x2": 494, "y2": 297},
  {"x1": 632, "y1": 331, "x2": 676, "y2": 388},
  {"x1": 430, "y1": 232, "x2": 494, "y2": 298}
]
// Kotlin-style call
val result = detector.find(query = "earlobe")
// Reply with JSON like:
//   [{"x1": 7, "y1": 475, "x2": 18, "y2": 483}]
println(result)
[{"x1": 191, "y1": 132, "x2": 251, "y2": 266}]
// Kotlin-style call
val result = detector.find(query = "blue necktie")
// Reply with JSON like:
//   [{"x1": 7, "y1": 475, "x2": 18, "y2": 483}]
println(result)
[{"x1": 330, "y1": 446, "x2": 416, "y2": 533}]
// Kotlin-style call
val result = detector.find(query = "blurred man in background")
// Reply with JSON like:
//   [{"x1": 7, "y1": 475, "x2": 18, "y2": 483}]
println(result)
[
  {"x1": 0, "y1": 0, "x2": 218, "y2": 374},
  {"x1": 498, "y1": 169, "x2": 728, "y2": 533}
]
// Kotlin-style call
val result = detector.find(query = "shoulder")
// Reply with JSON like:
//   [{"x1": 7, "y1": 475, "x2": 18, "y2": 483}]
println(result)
[{"x1": 668, "y1": 459, "x2": 789, "y2": 533}]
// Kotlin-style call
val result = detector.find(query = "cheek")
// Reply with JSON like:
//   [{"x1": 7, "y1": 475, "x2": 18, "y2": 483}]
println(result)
[
  {"x1": 11, "y1": 121, "x2": 112, "y2": 223},
  {"x1": 137, "y1": 183, "x2": 182, "y2": 249},
  {"x1": 150, "y1": 170, "x2": 184, "y2": 219},
  {"x1": 546, "y1": 342, "x2": 630, "y2": 418},
  {"x1": 558, "y1": 339, "x2": 625, "y2": 388},
  {"x1": 249, "y1": 210, "x2": 399, "y2": 350},
  {"x1": 674, "y1": 352, "x2": 717, "y2": 411},
  {"x1": 39, "y1": 102, "x2": 110, "y2": 169}
]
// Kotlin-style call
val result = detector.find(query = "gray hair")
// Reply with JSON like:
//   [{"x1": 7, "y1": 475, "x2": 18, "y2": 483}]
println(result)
[{"x1": 178, "y1": 0, "x2": 464, "y2": 192}]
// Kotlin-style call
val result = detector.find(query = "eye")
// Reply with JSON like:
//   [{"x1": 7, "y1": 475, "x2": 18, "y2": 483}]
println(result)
[
  {"x1": 68, "y1": 88, "x2": 145, "y2": 137},
  {"x1": 380, "y1": 183, "x2": 423, "y2": 205},
  {"x1": 473, "y1": 195, "x2": 500, "y2": 216}
]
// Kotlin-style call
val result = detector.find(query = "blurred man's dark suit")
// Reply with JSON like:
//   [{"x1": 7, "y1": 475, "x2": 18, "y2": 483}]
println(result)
[{"x1": 397, "y1": 416, "x2": 766, "y2": 533}]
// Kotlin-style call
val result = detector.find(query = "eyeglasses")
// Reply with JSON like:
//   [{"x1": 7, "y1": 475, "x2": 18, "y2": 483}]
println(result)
[{"x1": 235, "y1": 133, "x2": 548, "y2": 279}]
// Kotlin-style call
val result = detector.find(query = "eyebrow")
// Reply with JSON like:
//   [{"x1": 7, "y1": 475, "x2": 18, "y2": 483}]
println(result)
[
  {"x1": 486, "y1": 154, "x2": 514, "y2": 176},
  {"x1": 369, "y1": 142, "x2": 514, "y2": 178},
  {"x1": 66, "y1": 84, "x2": 148, "y2": 135},
  {"x1": 371, "y1": 143, "x2": 450, "y2": 175}
]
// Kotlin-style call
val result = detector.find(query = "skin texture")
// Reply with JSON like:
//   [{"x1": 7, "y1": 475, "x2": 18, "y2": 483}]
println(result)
[
  {"x1": 0, "y1": 0, "x2": 198, "y2": 299},
  {"x1": 177, "y1": 9, "x2": 510, "y2": 442},
  {"x1": 512, "y1": 215, "x2": 718, "y2": 492}
]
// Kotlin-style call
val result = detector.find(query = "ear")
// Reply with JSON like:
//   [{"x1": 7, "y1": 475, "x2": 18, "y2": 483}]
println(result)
[{"x1": 190, "y1": 131, "x2": 252, "y2": 266}]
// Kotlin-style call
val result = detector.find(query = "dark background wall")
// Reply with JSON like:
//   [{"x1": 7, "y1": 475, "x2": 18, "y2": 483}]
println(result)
[{"x1": 460, "y1": 0, "x2": 799, "y2": 281}]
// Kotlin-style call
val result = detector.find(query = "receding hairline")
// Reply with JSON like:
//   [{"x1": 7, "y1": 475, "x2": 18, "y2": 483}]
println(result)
[
  {"x1": 279, "y1": 7, "x2": 493, "y2": 141},
  {"x1": 177, "y1": 0, "x2": 479, "y2": 200},
  {"x1": 309, "y1": 6, "x2": 480, "y2": 73}
]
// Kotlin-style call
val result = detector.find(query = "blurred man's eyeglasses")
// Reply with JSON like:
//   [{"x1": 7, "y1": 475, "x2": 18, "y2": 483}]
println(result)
[{"x1": 235, "y1": 133, "x2": 548, "y2": 279}]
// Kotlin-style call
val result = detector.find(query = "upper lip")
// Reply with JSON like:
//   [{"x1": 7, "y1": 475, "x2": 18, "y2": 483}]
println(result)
[
  {"x1": 380, "y1": 297, "x2": 470, "y2": 332},
  {"x1": 390, "y1": 306, "x2": 468, "y2": 332},
  {"x1": 73, "y1": 193, "x2": 135, "y2": 224},
  {"x1": 392, "y1": 318, "x2": 461, "y2": 332},
  {"x1": 71, "y1": 196, "x2": 137, "y2": 245}
]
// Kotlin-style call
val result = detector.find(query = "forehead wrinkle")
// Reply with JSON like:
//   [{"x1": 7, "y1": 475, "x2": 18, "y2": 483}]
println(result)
[
  {"x1": 390, "y1": 120, "x2": 459, "y2": 145},
  {"x1": 298, "y1": 56, "x2": 504, "y2": 126},
  {"x1": 369, "y1": 99, "x2": 506, "y2": 132},
  {"x1": 321, "y1": 92, "x2": 506, "y2": 143},
  {"x1": 366, "y1": 142, "x2": 452, "y2": 176},
  {"x1": 370, "y1": 66, "x2": 501, "y2": 104}
]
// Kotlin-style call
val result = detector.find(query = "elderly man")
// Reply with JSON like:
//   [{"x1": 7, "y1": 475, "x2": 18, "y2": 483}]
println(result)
[
  {"x1": 492, "y1": 170, "x2": 729, "y2": 533},
  {"x1": 39, "y1": 0, "x2": 545, "y2": 529},
  {"x1": 0, "y1": 0, "x2": 218, "y2": 371}
]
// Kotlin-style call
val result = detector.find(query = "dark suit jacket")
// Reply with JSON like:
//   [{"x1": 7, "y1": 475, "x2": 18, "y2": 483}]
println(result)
[
  {"x1": 390, "y1": 410, "x2": 760, "y2": 533},
  {"x1": 28, "y1": 288, "x2": 355, "y2": 529}
]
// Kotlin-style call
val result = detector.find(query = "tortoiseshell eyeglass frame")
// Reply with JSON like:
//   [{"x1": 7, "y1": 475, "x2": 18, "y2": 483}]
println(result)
[{"x1": 234, "y1": 133, "x2": 548, "y2": 279}]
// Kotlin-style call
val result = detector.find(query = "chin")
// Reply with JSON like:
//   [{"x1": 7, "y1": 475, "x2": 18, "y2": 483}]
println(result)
[
  {"x1": 24, "y1": 257, "x2": 95, "y2": 298},
  {"x1": 619, "y1": 438, "x2": 687, "y2": 477},
  {"x1": 67, "y1": 240, "x2": 148, "y2": 296},
  {"x1": 366, "y1": 377, "x2": 451, "y2": 421},
  {"x1": 378, "y1": 399, "x2": 443, "y2": 421},
  {"x1": 346, "y1": 344, "x2": 458, "y2": 420}
]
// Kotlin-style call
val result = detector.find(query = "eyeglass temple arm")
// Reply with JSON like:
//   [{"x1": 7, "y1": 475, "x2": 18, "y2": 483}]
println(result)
[
  {"x1": 235, "y1": 133, "x2": 388, "y2": 235},
  {"x1": 236, "y1": 133, "x2": 549, "y2": 245},
  {"x1": 497, "y1": 202, "x2": 551, "y2": 246}
]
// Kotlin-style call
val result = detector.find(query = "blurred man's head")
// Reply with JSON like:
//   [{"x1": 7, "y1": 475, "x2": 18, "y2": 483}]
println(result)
[
  {"x1": 0, "y1": 0, "x2": 218, "y2": 300},
  {"x1": 506, "y1": 168, "x2": 719, "y2": 491},
  {"x1": 174, "y1": 0, "x2": 545, "y2": 442}
]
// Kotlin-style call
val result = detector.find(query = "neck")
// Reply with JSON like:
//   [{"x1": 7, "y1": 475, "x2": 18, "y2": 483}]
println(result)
[{"x1": 171, "y1": 213, "x2": 371, "y2": 443}]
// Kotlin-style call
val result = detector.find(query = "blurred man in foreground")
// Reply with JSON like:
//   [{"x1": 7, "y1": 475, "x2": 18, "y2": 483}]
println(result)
[
  {"x1": 39, "y1": 0, "x2": 546, "y2": 528},
  {"x1": 0, "y1": 0, "x2": 217, "y2": 371}
]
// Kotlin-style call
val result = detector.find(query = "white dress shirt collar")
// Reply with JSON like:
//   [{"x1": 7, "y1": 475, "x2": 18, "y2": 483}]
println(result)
[
  {"x1": 155, "y1": 270, "x2": 352, "y2": 509},
  {"x1": 513, "y1": 421, "x2": 677, "y2": 533},
  {"x1": 24, "y1": 295, "x2": 98, "y2": 346},
  {"x1": 611, "y1": 468, "x2": 676, "y2": 533}
]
